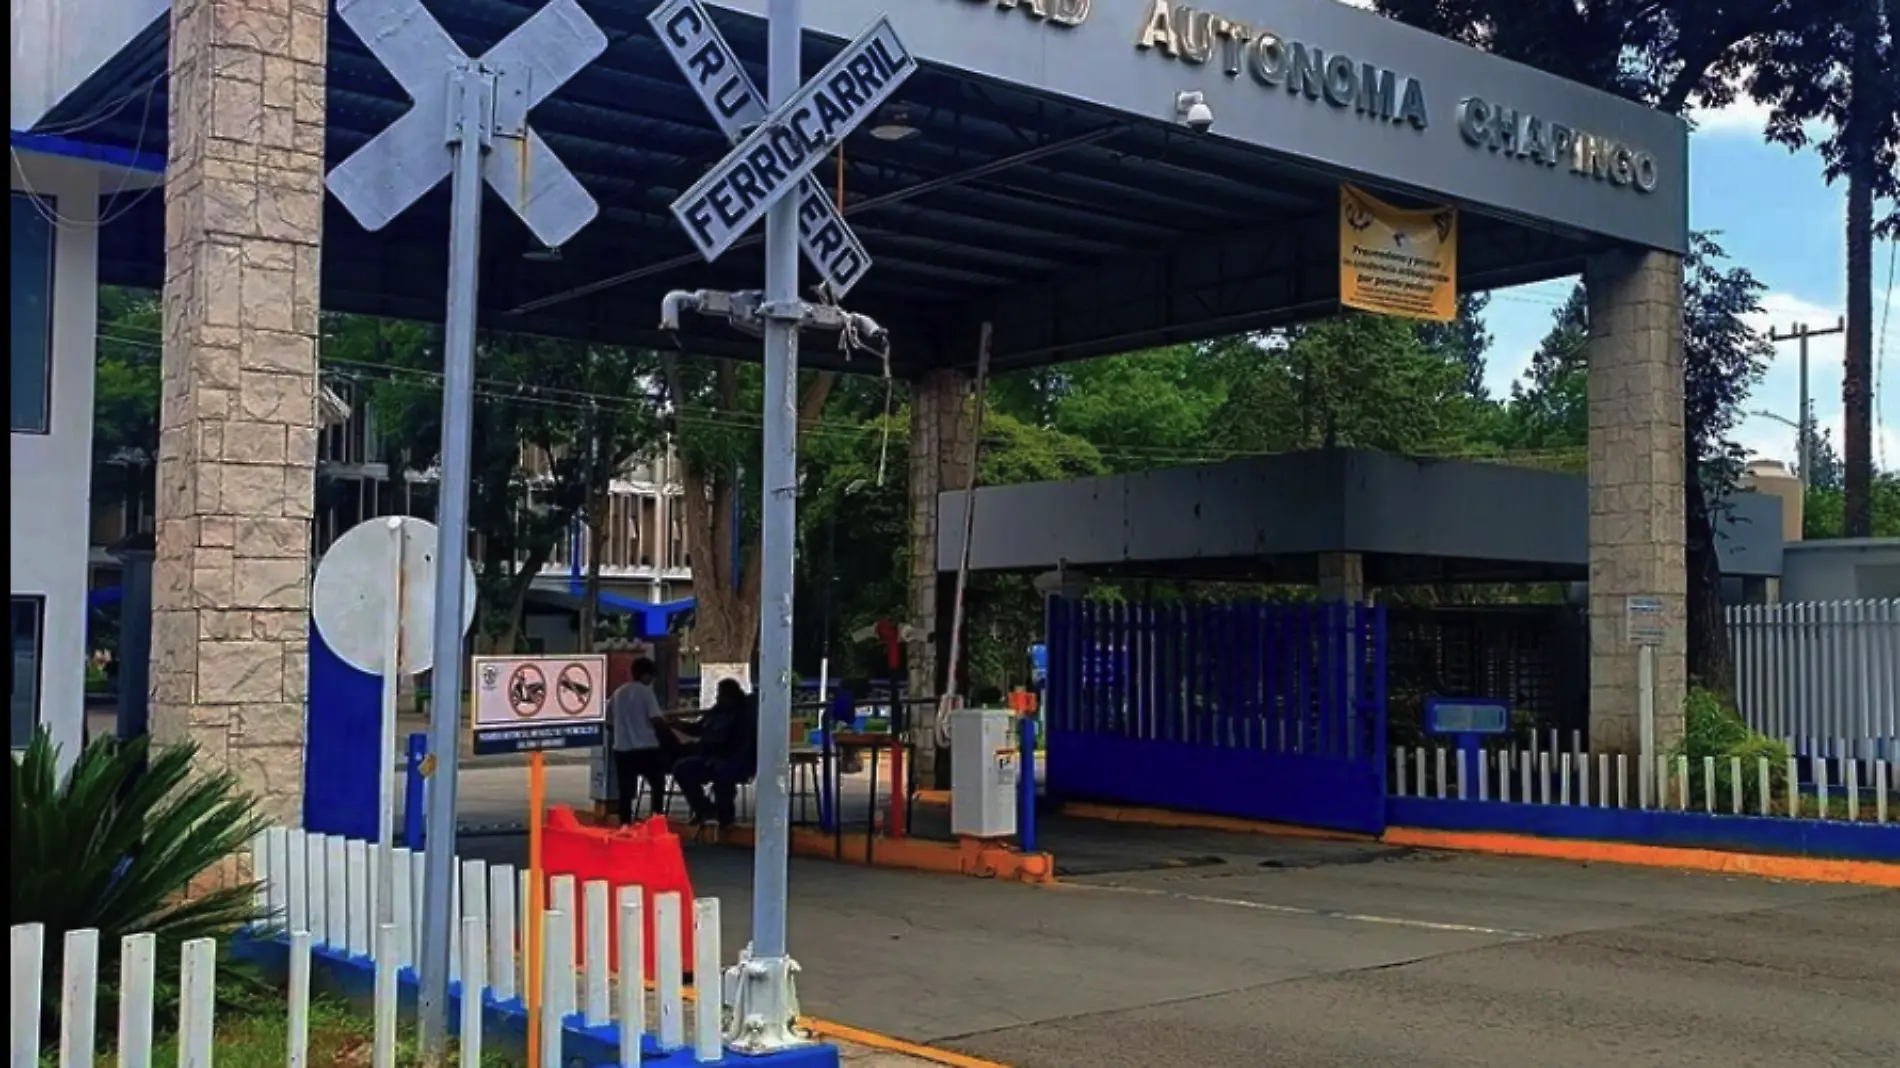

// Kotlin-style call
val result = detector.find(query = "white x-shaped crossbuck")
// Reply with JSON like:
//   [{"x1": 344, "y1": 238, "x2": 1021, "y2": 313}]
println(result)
[{"x1": 326, "y1": 0, "x2": 607, "y2": 248}]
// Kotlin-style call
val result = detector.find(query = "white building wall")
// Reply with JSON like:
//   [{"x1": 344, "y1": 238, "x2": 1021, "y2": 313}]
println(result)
[
  {"x1": 10, "y1": 0, "x2": 168, "y2": 129},
  {"x1": 11, "y1": 153, "x2": 104, "y2": 764}
]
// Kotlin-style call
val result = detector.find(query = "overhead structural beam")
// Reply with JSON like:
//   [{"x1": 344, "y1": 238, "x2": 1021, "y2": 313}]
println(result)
[{"x1": 505, "y1": 125, "x2": 1122, "y2": 316}]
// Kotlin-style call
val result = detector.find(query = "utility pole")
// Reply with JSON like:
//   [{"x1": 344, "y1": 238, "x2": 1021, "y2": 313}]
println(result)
[{"x1": 1768, "y1": 318, "x2": 1845, "y2": 487}]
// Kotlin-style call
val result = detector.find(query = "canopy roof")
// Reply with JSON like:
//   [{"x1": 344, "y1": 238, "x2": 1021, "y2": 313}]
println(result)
[{"x1": 54, "y1": 0, "x2": 1684, "y2": 376}]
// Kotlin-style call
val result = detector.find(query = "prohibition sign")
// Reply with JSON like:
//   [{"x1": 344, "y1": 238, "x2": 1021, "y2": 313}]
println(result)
[
  {"x1": 555, "y1": 662, "x2": 594, "y2": 715},
  {"x1": 507, "y1": 663, "x2": 548, "y2": 718}
]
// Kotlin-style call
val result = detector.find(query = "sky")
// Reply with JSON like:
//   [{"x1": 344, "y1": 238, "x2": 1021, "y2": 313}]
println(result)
[{"x1": 1467, "y1": 76, "x2": 1900, "y2": 475}]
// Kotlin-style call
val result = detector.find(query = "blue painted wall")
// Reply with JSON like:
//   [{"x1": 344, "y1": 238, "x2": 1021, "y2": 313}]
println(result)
[
  {"x1": 1389, "y1": 797, "x2": 1900, "y2": 863},
  {"x1": 303, "y1": 621, "x2": 380, "y2": 840}
]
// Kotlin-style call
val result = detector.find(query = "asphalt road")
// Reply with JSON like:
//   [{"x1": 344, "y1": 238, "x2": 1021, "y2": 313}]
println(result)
[{"x1": 445, "y1": 765, "x2": 1898, "y2": 1068}]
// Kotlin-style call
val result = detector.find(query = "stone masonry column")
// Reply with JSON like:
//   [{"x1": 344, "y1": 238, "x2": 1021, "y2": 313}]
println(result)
[
  {"x1": 907, "y1": 369, "x2": 973, "y2": 789},
  {"x1": 151, "y1": 0, "x2": 328, "y2": 825},
  {"x1": 1316, "y1": 551, "x2": 1365, "y2": 603},
  {"x1": 1584, "y1": 248, "x2": 1688, "y2": 756}
]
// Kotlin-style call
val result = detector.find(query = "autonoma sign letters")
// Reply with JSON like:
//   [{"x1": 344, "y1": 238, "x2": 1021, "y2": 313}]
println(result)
[{"x1": 966, "y1": 0, "x2": 1665, "y2": 197}]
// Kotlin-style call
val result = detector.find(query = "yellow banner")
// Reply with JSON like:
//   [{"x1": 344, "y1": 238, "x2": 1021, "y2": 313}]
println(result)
[{"x1": 1338, "y1": 185, "x2": 1458, "y2": 323}]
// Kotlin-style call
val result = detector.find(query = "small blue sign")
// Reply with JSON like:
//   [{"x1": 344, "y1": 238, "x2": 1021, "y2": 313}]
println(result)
[{"x1": 1425, "y1": 697, "x2": 1510, "y2": 736}]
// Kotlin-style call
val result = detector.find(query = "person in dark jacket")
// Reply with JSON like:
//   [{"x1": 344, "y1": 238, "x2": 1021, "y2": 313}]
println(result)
[{"x1": 670, "y1": 678, "x2": 758, "y2": 827}]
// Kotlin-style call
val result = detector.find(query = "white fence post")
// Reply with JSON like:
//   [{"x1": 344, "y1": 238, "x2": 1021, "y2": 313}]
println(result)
[
  {"x1": 119, "y1": 932, "x2": 156, "y2": 1068},
  {"x1": 489, "y1": 864, "x2": 518, "y2": 1002},
  {"x1": 286, "y1": 829, "x2": 309, "y2": 936},
  {"x1": 346, "y1": 839, "x2": 371, "y2": 958},
  {"x1": 549, "y1": 875, "x2": 578, "y2": 1017},
  {"x1": 373, "y1": 923, "x2": 399, "y2": 1068},
  {"x1": 178, "y1": 939, "x2": 217, "y2": 1068},
  {"x1": 13, "y1": 922, "x2": 45, "y2": 1067},
  {"x1": 306, "y1": 834, "x2": 328, "y2": 952},
  {"x1": 618, "y1": 887, "x2": 646, "y2": 1067},
  {"x1": 693, "y1": 899, "x2": 723, "y2": 1062},
  {"x1": 541, "y1": 910, "x2": 569, "y2": 1068},
  {"x1": 655, "y1": 892, "x2": 685, "y2": 1051},
  {"x1": 391, "y1": 847, "x2": 414, "y2": 969},
  {"x1": 287, "y1": 931, "x2": 312, "y2": 1068},
  {"x1": 60, "y1": 927, "x2": 100, "y2": 1068},
  {"x1": 583, "y1": 881, "x2": 612, "y2": 1027},
  {"x1": 461, "y1": 914, "x2": 488, "y2": 1068}
]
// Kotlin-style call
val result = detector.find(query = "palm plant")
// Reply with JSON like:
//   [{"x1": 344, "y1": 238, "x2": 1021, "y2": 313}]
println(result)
[{"x1": 11, "y1": 728, "x2": 272, "y2": 1036}]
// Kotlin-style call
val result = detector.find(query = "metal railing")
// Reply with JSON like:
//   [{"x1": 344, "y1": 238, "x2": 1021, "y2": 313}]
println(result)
[{"x1": 1727, "y1": 599, "x2": 1900, "y2": 759}]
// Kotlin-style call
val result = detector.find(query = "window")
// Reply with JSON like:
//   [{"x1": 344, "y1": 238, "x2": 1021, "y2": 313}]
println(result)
[
  {"x1": 11, "y1": 193, "x2": 56, "y2": 433},
  {"x1": 12, "y1": 596, "x2": 45, "y2": 750}
]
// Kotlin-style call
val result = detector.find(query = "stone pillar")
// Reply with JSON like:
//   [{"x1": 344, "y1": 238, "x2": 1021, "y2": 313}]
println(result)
[
  {"x1": 1316, "y1": 551, "x2": 1365, "y2": 603},
  {"x1": 152, "y1": 0, "x2": 328, "y2": 825},
  {"x1": 1584, "y1": 249, "x2": 1688, "y2": 756},
  {"x1": 907, "y1": 369, "x2": 973, "y2": 788}
]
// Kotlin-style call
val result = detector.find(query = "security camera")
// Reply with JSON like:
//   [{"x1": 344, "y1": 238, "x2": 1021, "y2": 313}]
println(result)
[{"x1": 1175, "y1": 90, "x2": 1214, "y2": 133}]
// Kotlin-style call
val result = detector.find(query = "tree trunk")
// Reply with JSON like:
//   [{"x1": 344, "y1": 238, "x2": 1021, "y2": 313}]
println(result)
[
  {"x1": 1683, "y1": 461, "x2": 1735, "y2": 704},
  {"x1": 1841, "y1": 1, "x2": 1880, "y2": 537},
  {"x1": 660, "y1": 354, "x2": 837, "y2": 689},
  {"x1": 579, "y1": 486, "x2": 607, "y2": 653}
]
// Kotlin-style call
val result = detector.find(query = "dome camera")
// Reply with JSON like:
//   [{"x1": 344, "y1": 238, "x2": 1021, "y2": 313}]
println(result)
[{"x1": 1175, "y1": 90, "x2": 1214, "y2": 133}]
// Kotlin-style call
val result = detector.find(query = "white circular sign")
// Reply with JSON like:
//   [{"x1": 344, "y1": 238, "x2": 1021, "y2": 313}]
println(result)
[{"x1": 311, "y1": 517, "x2": 477, "y2": 676}]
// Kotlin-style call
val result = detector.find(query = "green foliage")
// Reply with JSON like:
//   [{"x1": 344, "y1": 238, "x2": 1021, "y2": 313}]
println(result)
[
  {"x1": 1804, "y1": 473, "x2": 1900, "y2": 538},
  {"x1": 345, "y1": 317, "x2": 665, "y2": 646},
  {"x1": 1204, "y1": 313, "x2": 1491, "y2": 456},
  {"x1": 1674, "y1": 687, "x2": 1791, "y2": 812},
  {"x1": 12, "y1": 728, "x2": 270, "y2": 1037}
]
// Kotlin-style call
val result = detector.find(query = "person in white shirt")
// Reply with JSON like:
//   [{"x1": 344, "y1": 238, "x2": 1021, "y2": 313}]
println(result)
[{"x1": 608, "y1": 658, "x2": 672, "y2": 824}]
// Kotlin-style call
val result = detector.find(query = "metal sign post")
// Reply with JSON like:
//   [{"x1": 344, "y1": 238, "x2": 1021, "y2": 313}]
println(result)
[
  {"x1": 653, "y1": 0, "x2": 912, "y2": 1052},
  {"x1": 325, "y1": 1, "x2": 607, "y2": 1057}
]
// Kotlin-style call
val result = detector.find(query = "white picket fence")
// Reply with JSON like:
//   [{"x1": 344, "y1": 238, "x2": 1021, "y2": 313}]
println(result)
[
  {"x1": 1391, "y1": 744, "x2": 1895, "y2": 823},
  {"x1": 10, "y1": 828, "x2": 732, "y2": 1068},
  {"x1": 1727, "y1": 598, "x2": 1900, "y2": 759}
]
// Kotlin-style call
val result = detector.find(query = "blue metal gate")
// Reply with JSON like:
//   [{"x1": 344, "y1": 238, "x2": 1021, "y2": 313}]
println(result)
[{"x1": 1045, "y1": 598, "x2": 1389, "y2": 835}]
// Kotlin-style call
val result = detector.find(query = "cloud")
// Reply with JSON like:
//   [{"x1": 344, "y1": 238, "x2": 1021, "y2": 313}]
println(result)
[{"x1": 1690, "y1": 97, "x2": 1778, "y2": 138}]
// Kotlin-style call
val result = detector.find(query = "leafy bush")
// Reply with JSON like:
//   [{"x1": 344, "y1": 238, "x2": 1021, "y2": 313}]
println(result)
[
  {"x1": 1675, "y1": 687, "x2": 1790, "y2": 812},
  {"x1": 11, "y1": 728, "x2": 271, "y2": 1038}
]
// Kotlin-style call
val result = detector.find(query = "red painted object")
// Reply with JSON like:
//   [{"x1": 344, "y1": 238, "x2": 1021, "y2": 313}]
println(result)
[{"x1": 541, "y1": 806, "x2": 696, "y2": 977}]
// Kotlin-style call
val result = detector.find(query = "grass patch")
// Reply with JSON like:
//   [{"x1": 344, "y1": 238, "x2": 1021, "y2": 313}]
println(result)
[{"x1": 47, "y1": 996, "x2": 519, "y2": 1068}]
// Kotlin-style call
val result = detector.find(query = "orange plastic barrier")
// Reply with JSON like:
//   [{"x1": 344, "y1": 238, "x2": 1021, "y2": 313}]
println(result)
[{"x1": 542, "y1": 806, "x2": 697, "y2": 977}]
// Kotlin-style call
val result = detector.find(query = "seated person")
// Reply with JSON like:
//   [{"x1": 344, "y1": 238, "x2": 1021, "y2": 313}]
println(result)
[{"x1": 670, "y1": 678, "x2": 758, "y2": 828}]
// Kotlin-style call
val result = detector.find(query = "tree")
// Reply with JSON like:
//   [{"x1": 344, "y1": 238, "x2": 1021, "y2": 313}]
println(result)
[
  {"x1": 1205, "y1": 313, "x2": 1490, "y2": 456},
  {"x1": 1738, "y1": 0, "x2": 1900, "y2": 536},
  {"x1": 1415, "y1": 292, "x2": 1496, "y2": 400},
  {"x1": 795, "y1": 402, "x2": 1104, "y2": 692},
  {"x1": 1805, "y1": 471, "x2": 1900, "y2": 536},
  {"x1": 93, "y1": 288, "x2": 164, "y2": 530},
  {"x1": 1804, "y1": 420, "x2": 1847, "y2": 490},
  {"x1": 350, "y1": 319, "x2": 663, "y2": 651},
  {"x1": 658, "y1": 354, "x2": 835, "y2": 676},
  {"x1": 1046, "y1": 347, "x2": 1228, "y2": 470},
  {"x1": 1498, "y1": 285, "x2": 1590, "y2": 456},
  {"x1": 1375, "y1": 0, "x2": 1810, "y2": 696},
  {"x1": 1680, "y1": 235, "x2": 1773, "y2": 698}
]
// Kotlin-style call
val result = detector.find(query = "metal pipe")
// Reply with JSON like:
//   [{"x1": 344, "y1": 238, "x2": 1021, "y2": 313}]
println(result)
[
  {"x1": 737, "y1": 0, "x2": 803, "y2": 1052},
  {"x1": 416, "y1": 62, "x2": 489, "y2": 1060}
]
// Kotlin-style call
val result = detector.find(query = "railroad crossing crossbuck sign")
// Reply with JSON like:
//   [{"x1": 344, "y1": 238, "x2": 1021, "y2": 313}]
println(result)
[
  {"x1": 650, "y1": 0, "x2": 882, "y2": 297},
  {"x1": 662, "y1": 7, "x2": 915, "y2": 277},
  {"x1": 326, "y1": 0, "x2": 608, "y2": 247}
]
